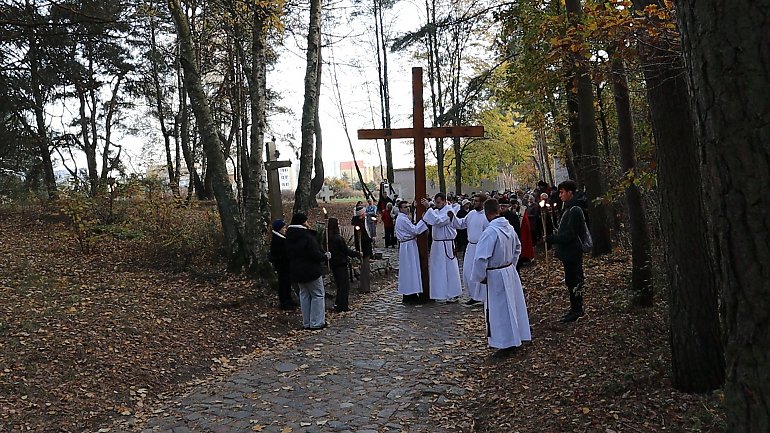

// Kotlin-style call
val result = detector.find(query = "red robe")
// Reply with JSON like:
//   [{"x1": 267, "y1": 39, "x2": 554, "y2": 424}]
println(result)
[{"x1": 519, "y1": 212, "x2": 535, "y2": 261}]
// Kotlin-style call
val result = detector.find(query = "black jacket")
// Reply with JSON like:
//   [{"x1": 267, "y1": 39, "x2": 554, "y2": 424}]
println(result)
[
  {"x1": 350, "y1": 216, "x2": 373, "y2": 258},
  {"x1": 329, "y1": 233, "x2": 360, "y2": 268},
  {"x1": 285, "y1": 225, "x2": 328, "y2": 283},
  {"x1": 269, "y1": 231, "x2": 290, "y2": 274},
  {"x1": 549, "y1": 193, "x2": 588, "y2": 264}
]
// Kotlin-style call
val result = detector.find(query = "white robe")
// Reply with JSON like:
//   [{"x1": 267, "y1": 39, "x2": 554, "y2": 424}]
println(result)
[
  {"x1": 422, "y1": 205, "x2": 462, "y2": 300},
  {"x1": 396, "y1": 212, "x2": 428, "y2": 295},
  {"x1": 453, "y1": 209, "x2": 489, "y2": 301},
  {"x1": 471, "y1": 217, "x2": 531, "y2": 349}
]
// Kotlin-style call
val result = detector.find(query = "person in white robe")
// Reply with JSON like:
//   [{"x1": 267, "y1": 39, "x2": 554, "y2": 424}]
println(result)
[
  {"x1": 452, "y1": 192, "x2": 490, "y2": 305},
  {"x1": 471, "y1": 198, "x2": 532, "y2": 357},
  {"x1": 420, "y1": 193, "x2": 462, "y2": 302},
  {"x1": 395, "y1": 201, "x2": 429, "y2": 303}
]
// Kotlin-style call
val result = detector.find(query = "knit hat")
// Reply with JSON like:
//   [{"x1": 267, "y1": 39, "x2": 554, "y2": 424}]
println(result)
[
  {"x1": 290, "y1": 213, "x2": 308, "y2": 225},
  {"x1": 461, "y1": 199, "x2": 470, "y2": 206},
  {"x1": 272, "y1": 219, "x2": 285, "y2": 231},
  {"x1": 355, "y1": 206, "x2": 366, "y2": 217}
]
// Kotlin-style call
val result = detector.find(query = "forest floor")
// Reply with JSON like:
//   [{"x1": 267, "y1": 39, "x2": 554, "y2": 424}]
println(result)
[{"x1": 0, "y1": 202, "x2": 725, "y2": 432}]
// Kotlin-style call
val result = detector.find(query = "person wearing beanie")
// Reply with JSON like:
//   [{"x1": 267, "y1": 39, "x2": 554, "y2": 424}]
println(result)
[
  {"x1": 269, "y1": 219, "x2": 296, "y2": 310},
  {"x1": 351, "y1": 206, "x2": 373, "y2": 293},
  {"x1": 285, "y1": 213, "x2": 330, "y2": 330}
]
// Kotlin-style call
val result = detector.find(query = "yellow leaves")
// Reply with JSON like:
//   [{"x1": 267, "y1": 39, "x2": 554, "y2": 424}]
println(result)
[
  {"x1": 582, "y1": 406, "x2": 591, "y2": 414},
  {"x1": 280, "y1": 427, "x2": 293, "y2": 433},
  {"x1": 251, "y1": 425, "x2": 265, "y2": 431}
]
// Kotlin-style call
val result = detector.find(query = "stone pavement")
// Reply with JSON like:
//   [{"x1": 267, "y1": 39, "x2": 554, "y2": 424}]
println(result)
[{"x1": 117, "y1": 246, "x2": 484, "y2": 433}]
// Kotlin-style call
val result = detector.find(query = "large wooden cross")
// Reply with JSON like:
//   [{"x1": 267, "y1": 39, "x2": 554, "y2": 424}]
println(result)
[{"x1": 357, "y1": 67, "x2": 484, "y2": 300}]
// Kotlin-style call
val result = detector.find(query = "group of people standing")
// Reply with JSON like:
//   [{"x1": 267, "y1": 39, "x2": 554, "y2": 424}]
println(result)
[
  {"x1": 269, "y1": 179, "x2": 588, "y2": 358},
  {"x1": 395, "y1": 179, "x2": 589, "y2": 356}
]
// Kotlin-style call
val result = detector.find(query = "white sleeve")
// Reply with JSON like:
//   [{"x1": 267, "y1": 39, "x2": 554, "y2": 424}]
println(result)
[
  {"x1": 471, "y1": 231, "x2": 494, "y2": 283},
  {"x1": 423, "y1": 209, "x2": 450, "y2": 227}
]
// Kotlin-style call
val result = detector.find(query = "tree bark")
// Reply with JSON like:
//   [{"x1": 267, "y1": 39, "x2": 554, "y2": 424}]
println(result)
[
  {"x1": 168, "y1": 0, "x2": 247, "y2": 271},
  {"x1": 677, "y1": 1, "x2": 769, "y2": 427},
  {"x1": 293, "y1": 0, "x2": 322, "y2": 214},
  {"x1": 611, "y1": 54, "x2": 653, "y2": 307},
  {"x1": 310, "y1": 48, "x2": 325, "y2": 203},
  {"x1": 631, "y1": 0, "x2": 724, "y2": 393},
  {"x1": 564, "y1": 0, "x2": 612, "y2": 256},
  {"x1": 373, "y1": 0, "x2": 394, "y2": 183}
]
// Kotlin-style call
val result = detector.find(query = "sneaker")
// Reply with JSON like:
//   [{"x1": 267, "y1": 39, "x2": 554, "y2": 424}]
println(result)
[
  {"x1": 462, "y1": 299, "x2": 481, "y2": 307},
  {"x1": 446, "y1": 297, "x2": 459, "y2": 304}
]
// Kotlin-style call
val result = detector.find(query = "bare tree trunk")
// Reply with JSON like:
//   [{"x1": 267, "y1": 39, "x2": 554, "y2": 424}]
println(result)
[
  {"x1": 677, "y1": 0, "x2": 767, "y2": 426},
  {"x1": 565, "y1": 0, "x2": 612, "y2": 256},
  {"x1": 611, "y1": 54, "x2": 653, "y2": 307},
  {"x1": 565, "y1": 75, "x2": 583, "y2": 184},
  {"x1": 550, "y1": 96, "x2": 577, "y2": 181},
  {"x1": 631, "y1": 0, "x2": 724, "y2": 394},
  {"x1": 595, "y1": 82, "x2": 612, "y2": 158},
  {"x1": 148, "y1": 12, "x2": 180, "y2": 197},
  {"x1": 25, "y1": 13, "x2": 56, "y2": 198},
  {"x1": 373, "y1": 0, "x2": 394, "y2": 183},
  {"x1": 293, "y1": 0, "x2": 322, "y2": 215},
  {"x1": 168, "y1": 0, "x2": 247, "y2": 271},
  {"x1": 310, "y1": 48, "x2": 325, "y2": 203}
]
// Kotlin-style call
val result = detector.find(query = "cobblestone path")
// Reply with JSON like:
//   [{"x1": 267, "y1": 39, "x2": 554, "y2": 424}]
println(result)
[{"x1": 120, "y1": 247, "x2": 482, "y2": 433}]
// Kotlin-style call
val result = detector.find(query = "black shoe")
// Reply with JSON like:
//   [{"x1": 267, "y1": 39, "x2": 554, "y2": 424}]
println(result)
[
  {"x1": 462, "y1": 299, "x2": 481, "y2": 307},
  {"x1": 491, "y1": 346, "x2": 520, "y2": 358},
  {"x1": 333, "y1": 307, "x2": 349, "y2": 312},
  {"x1": 559, "y1": 309, "x2": 572, "y2": 319},
  {"x1": 559, "y1": 310, "x2": 585, "y2": 323}
]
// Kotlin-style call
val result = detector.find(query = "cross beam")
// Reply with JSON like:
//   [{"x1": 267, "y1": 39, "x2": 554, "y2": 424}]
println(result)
[{"x1": 357, "y1": 67, "x2": 484, "y2": 301}]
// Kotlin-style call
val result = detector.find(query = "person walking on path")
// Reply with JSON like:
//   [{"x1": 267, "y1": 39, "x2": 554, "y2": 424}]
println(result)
[
  {"x1": 395, "y1": 200, "x2": 429, "y2": 303},
  {"x1": 471, "y1": 198, "x2": 532, "y2": 358},
  {"x1": 420, "y1": 193, "x2": 462, "y2": 303},
  {"x1": 452, "y1": 193, "x2": 489, "y2": 306},
  {"x1": 546, "y1": 180, "x2": 588, "y2": 323},
  {"x1": 286, "y1": 213, "x2": 330, "y2": 330},
  {"x1": 269, "y1": 219, "x2": 297, "y2": 310},
  {"x1": 327, "y1": 217, "x2": 361, "y2": 312}
]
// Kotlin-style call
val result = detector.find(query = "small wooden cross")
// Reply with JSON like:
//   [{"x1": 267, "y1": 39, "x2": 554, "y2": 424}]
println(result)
[{"x1": 357, "y1": 67, "x2": 484, "y2": 300}]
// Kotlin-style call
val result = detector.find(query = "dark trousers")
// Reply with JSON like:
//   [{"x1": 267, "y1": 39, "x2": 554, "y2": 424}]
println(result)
[
  {"x1": 277, "y1": 270, "x2": 295, "y2": 309},
  {"x1": 563, "y1": 260, "x2": 585, "y2": 312},
  {"x1": 384, "y1": 226, "x2": 396, "y2": 247},
  {"x1": 332, "y1": 265, "x2": 350, "y2": 311}
]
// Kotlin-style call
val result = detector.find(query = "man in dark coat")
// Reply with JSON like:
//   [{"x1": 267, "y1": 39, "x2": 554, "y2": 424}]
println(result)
[
  {"x1": 546, "y1": 180, "x2": 588, "y2": 323},
  {"x1": 351, "y1": 206, "x2": 373, "y2": 292},
  {"x1": 285, "y1": 213, "x2": 329, "y2": 330},
  {"x1": 269, "y1": 219, "x2": 297, "y2": 310}
]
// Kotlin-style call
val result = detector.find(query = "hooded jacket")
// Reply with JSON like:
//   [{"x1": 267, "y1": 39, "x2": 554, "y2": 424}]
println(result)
[
  {"x1": 285, "y1": 225, "x2": 327, "y2": 283},
  {"x1": 549, "y1": 191, "x2": 588, "y2": 264}
]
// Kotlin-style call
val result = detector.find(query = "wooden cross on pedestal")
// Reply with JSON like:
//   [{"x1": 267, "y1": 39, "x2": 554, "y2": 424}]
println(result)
[{"x1": 357, "y1": 67, "x2": 484, "y2": 300}]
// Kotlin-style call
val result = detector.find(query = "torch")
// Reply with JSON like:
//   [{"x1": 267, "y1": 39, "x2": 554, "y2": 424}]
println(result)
[{"x1": 539, "y1": 199, "x2": 548, "y2": 264}]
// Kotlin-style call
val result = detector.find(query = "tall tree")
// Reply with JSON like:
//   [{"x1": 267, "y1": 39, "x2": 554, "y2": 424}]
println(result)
[
  {"x1": 610, "y1": 51, "x2": 653, "y2": 306},
  {"x1": 631, "y1": 0, "x2": 724, "y2": 393},
  {"x1": 168, "y1": 0, "x2": 248, "y2": 270},
  {"x1": 293, "y1": 0, "x2": 323, "y2": 214},
  {"x1": 677, "y1": 0, "x2": 770, "y2": 428},
  {"x1": 564, "y1": 0, "x2": 612, "y2": 256}
]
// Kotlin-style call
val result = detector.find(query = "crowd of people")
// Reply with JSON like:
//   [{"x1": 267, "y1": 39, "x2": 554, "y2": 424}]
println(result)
[{"x1": 268, "y1": 179, "x2": 590, "y2": 358}]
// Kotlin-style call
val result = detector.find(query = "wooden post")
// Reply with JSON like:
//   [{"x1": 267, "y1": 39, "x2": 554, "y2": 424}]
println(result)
[
  {"x1": 265, "y1": 138, "x2": 292, "y2": 223},
  {"x1": 357, "y1": 67, "x2": 484, "y2": 301}
]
